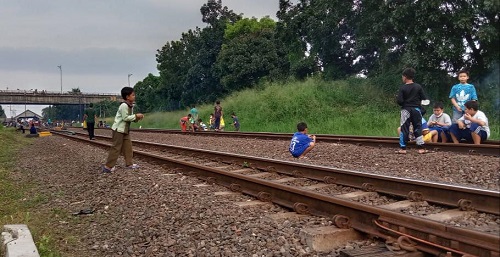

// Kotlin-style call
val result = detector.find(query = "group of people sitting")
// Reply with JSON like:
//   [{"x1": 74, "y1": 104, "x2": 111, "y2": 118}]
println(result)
[
  {"x1": 180, "y1": 113, "x2": 241, "y2": 132},
  {"x1": 404, "y1": 100, "x2": 489, "y2": 145},
  {"x1": 180, "y1": 114, "x2": 209, "y2": 132},
  {"x1": 180, "y1": 102, "x2": 240, "y2": 133},
  {"x1": 288, "y1": 99, "x2": 490, "y2": 159}
]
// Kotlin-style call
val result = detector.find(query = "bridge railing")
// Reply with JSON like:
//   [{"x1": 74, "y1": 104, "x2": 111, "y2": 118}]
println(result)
[{"x1": 0, "y1": 89, "x2": 119, "y2": 96}]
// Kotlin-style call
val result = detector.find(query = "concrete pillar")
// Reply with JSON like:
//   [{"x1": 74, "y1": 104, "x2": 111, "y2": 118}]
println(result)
[{"x1": 2, "y1": 224, "x2": 40, "y2": 257}]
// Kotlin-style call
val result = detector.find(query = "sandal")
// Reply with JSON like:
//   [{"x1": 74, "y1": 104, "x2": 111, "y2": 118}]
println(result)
[
  {"x1": 72, "y1": 209, "x2": 94, "y2": 216},
  {"x1": 418, "y1": 149, "x2": 434, "y2": 154},
  {"x1": 395, "y1": 149, "x2": 407, "y2": 154},
  {"x1": 125, "y1": 164, "x2": 140, "y2": 169}
]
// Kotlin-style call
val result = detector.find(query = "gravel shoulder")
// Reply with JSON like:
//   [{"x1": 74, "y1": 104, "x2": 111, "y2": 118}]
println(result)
[
  {"x1": 13, "y1": 131, "x2": 500, "y2": 256},
  {"x1": 15, "y1": 135, "x2": 377, "y2": 256}
]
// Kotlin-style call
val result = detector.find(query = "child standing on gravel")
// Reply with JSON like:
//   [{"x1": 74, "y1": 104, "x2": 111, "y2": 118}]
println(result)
[
  {"x1": 396, "y1": 68, "x2": 429, "y2": 154},
  {"x1": 214, "y1": 101, "x2": 223, "y2": 131},
  {"x1": 289, "y1": 122, "x2": 316, "y2": 159},
  {"x1": 449, "y1": 70, "x2": 477, "y2": 124},
  {"x1": 102, "y1": 87, "x2": 144, "y2": 173}
]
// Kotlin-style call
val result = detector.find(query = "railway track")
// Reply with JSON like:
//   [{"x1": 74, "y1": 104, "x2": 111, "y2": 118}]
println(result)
[
  {"x1": 53, "y1": 130, "x2": 500, "y2": 257},
  {"x1": 102, "y1": 128, "x2": 500, "y2": 157}
]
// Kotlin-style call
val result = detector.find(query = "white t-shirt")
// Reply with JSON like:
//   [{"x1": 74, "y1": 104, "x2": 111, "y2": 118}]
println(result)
[{"x1": 458, "y1": 110, "x2": 490, "y2": 138}]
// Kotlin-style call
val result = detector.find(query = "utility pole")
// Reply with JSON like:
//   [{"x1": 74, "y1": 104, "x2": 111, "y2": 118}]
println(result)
[
  {"x1": 57, "y1": 65, "x2": 62, "y2": 93},
  {"x1": 128, "y1": 73, "x2": 133, "y2": 87}
]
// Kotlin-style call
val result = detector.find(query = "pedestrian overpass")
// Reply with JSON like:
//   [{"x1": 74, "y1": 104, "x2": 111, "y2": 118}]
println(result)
[{"x1": 0, "y1": 90, "x2": 120, "y2": 105}]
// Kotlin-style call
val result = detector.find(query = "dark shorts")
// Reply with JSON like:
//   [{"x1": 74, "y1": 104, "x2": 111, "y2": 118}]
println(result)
[
  {"x1": 449, "y1": 123, "x2": 487, "y2": 143},
  {"x1": 429, "y1": 126, "x2": 450, "y2": 142}
]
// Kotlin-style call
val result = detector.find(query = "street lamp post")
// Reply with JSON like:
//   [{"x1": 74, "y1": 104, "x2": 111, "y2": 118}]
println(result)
[
  {"x1": 128, "y1": 73, "x2": 133, "y2": 87},
  {"x1": 57, "y1": 65, "x2": 62, "y2": 93},
  {"x1": 24, "y1": 90, "x2": 27, "y2": 121}
]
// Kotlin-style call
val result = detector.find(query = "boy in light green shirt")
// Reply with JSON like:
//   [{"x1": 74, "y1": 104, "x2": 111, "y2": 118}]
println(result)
[{"x1": 103, "y1": 87, "x2": 144, "y2": 172}]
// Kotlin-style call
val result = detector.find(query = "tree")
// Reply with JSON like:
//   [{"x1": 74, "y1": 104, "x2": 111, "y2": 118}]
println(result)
[
  {"x1": 380, "y1": 0, "x2": 500, "y2": 98},
  {"x1": 179, "y1": 1, "x2": 241, "y2": 106},
  {"x1": 200, "y1": 0, "x2": 241, "y2": 27},
  {"x1": 42, "y1": 88, "x2": 83, "y2": 121},
  {"x1": 157, "y1": 29, "x2": 202, "y2": 110},
  {"x1": 0, "y1": 105, "x2": 5, "y2": 118},
  {"x1": 134, "y1": 73, "x2": 162, "y2": 112},
  {"x1": 42, "y1": 106, "x2": 56, "y2": 121},
  {"x1": 276, "y1": 0, "x2": 358, "y2": 79},
  {"x1": 155, "y1": 1, "x2": 241, "y2": 108},
  {"x1": 216, "y1": 17, "x2": 287, "y2": 91}
]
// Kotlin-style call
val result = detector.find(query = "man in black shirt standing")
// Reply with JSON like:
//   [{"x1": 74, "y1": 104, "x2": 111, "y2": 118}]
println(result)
[
  {"x1": 83, "y1": 103, "x2": 98, "y2": 140},
  {"x1": 396, "y1": 68, "x2": 429, "y2": 154}
]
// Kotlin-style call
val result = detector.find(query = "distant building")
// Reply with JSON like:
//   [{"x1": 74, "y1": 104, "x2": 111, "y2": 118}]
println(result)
[{"x1": 14, "y1": 110, "x2": 43, "y2": 123}]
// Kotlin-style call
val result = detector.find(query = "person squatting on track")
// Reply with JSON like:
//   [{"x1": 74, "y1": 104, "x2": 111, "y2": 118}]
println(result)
[
  {"x1": 102, "y1": 87, "x2": 144, "y2": 173},
  {"x1": 396, "y1": 68, "x2": 430, "y2": 154},
  {"x1": 289, "y1": 122, "x2": 316, "y2": 159},
  {"x1": 180, "y1": 114, "x2": 192, "y2": 132}
]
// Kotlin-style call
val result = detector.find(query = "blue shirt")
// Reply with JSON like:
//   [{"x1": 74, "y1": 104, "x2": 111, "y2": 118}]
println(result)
[
  {"x1": 30, "y1": 125, "x2": 37, "y2": 134},
  {"x1": 289, "y1": 132, "x2": 313, "y2": 158},
  {"x1": 449, "y1": 83, "x2": 477, "y2": 111},
  {"x1": 190, "y1": 108, "x2": 198, "y2": 120}
]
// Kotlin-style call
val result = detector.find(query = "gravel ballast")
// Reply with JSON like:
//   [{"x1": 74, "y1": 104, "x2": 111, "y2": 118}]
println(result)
[{"x1": 12, "y1": 131, "x2": 500, "y2": 256}]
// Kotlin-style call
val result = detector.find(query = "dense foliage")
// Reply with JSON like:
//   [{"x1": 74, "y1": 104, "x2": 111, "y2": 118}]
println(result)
[
  {"x1": 125, "y1": 77, "x2": 499, "y2": 139},
  {"x1": 150, "y1": 0, "x2": 499, "y2": 111},
  {"x1": 46, "y1": 0, "x2": 499, "y2": 120}
]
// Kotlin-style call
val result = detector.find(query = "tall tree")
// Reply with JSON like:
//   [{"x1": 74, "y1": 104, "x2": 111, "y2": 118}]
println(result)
[
  {"x1": 384, "y1": 0, "x2": 499, "y2": 97},
  {"x1": 276, "y1": 0, "x2": 316, "y2": 79},
  {"x1": 156, "y1": 29, "x2": 201, "y2": 110},
  {"x1": 277, "y1": 0, "x2": 358, "y2": 79},
  {"x1": 216, "y1": 17, "x2": 287, "y2": 91},
  {"x1": 179, "y1": 0, "x2": 241, "y2": 106},
  {"x1": 134, "y1": 73, "x2": 162, "y2": 112}
]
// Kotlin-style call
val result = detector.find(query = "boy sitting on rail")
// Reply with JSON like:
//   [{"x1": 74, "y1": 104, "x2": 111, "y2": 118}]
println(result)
[
  {"x1": 289, "y1": 122, "x2": 316, "y2": 159},
  {"x1": 449, "y1": 100, "x2": 489, "y2": 144},
  {"x1": 427, "y1": 101, "x2": 452, "y2": 143},
  {"x1": 198, "y1": 119, "x2": 208, "y2": 131},
  {"x1": 421, "y1": 121, "x2": 438, "y2": 143}
]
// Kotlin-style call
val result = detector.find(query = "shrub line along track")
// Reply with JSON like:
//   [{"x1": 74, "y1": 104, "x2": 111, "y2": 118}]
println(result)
[
  {"x1": 53, "y1": 130, "x2": 500, "y2": 257},
  {"x1": 120, "y1": 128, "x2": 500, "y2": 157}
]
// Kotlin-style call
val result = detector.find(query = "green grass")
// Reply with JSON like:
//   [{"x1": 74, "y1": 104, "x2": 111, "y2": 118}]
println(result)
[
  {"x1": 126, "y1": 77, "x2": 499, "y2": 140},
  {"x1": 0, "y1": 127, "x2": 62, "y2": 257}
]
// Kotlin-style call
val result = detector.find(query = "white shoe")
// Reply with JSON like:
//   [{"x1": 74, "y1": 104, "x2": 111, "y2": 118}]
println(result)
[
  {"x1": 126, "y1": 164, "x2": 139, "y2": 169},
  {"x1": 102, "y1": 165, "x2": 116, "y2": 173}
]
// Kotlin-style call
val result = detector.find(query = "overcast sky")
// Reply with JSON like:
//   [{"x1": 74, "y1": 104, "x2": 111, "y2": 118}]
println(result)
[{"x1": 0, "y1": 0, "x2": 279, "y2": 117}]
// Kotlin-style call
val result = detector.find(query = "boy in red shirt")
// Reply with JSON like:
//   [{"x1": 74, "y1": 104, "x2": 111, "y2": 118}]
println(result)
[{"x1": 180, "y1": 114, "x2": 192, "y2": 132}]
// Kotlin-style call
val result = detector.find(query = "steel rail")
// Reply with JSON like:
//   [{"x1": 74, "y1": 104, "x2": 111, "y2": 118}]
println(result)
[
  {"x1": 118, "y1": 128, "x2": 500, "y2": 156},
  {"x1": 53, "y1": 131, "x2": 500, "y2": 257},
  {"x1": 64, "y1": 130, "x2": 500, "y2": 215},
  {"x1": 121, "y1": 128, "x2": 500, "y2": 145}
]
